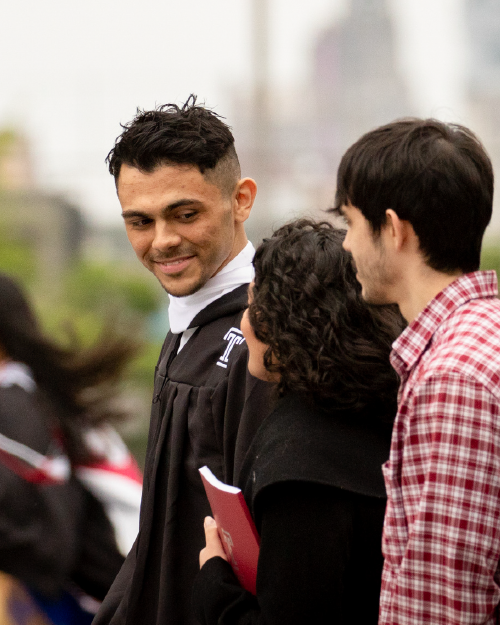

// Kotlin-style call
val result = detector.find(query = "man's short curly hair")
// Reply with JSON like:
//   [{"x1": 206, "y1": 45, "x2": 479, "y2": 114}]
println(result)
[
  {"x1": 106, "y1": 94, "x2": 241, "y2": 196},
  {"x1": 249, "y1": 219, "x2": 404, "y2": 416}
]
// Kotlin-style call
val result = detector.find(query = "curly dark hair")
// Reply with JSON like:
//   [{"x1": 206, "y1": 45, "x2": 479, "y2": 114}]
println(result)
[
  {"x1": 106, "y1": 94, "x2": 241, "y2": 196},
  {"x1": 249, "y1": 219, "x2": 404, "y2": 417},
  {"x1": 0, "y1": 273, "x2": 139, "y2": 464}
]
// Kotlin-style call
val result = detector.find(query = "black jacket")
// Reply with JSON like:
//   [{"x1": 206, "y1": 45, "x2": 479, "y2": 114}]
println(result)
[
  {"x1": 192, "y1": 393, "x2": 393, "y2": 625},
  {"x1": 0, "y1": 382, "x2": 124, "y2": 601},
  {"x1": 95, "y1": 284, "x2": 272, "y2": 625}
]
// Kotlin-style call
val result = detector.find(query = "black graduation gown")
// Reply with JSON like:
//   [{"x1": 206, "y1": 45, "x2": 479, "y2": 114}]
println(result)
[
  {"x1": 94, "y1": 284, "x2": 272, "y2": 625},
  {"x1": 0, "y1": 383, "x2": 124, "y2": 601},
  {"x1": 192, "y1": 393, "x2": 393, "y2": 625}
]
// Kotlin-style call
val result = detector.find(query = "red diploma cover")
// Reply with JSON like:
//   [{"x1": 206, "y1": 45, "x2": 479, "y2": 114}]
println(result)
[{"x1": 199, "y1": 466, "x2": 260, "y2": 595}]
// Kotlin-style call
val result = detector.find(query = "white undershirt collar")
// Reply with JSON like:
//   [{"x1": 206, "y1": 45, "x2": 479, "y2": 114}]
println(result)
[{"x1": 168, "y1": 241, "x2": 255, "y2": 337}]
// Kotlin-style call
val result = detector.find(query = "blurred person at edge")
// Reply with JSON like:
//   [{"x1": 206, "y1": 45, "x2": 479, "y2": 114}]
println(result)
[
  {"x1": 195, "y1": 220, "x2": 404, "y2": 625},
  {"x1": 333, "y1": 119, "x2": 500, "y2": 624},
  {"x1": 0, "y1": 273, "x2": 142, "y2": 624},
  {"x1": 94, "y1": 95, "x2": 272, "y2": 625}
]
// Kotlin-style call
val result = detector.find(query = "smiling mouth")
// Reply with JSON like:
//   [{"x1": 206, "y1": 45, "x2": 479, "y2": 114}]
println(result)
[{"x1": 154, "y1": 255, "x2": 195, "y2": 275}]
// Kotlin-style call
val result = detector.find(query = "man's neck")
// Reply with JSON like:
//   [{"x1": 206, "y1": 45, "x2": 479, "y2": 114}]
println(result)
[
  {"x1": 397, "y1": 265, "x2": 464, "y2": 324},
  {"x1": 213, "y1": 229, "x2": 248, "y2": 278},
  {"x1": 167, "y1": 240, "x2": 255, "y2": 335}
]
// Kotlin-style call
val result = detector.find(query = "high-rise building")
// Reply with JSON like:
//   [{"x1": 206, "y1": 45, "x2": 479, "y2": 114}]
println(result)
[
  {"x1": 0, "y1": 130, "x2": 86, "y2": 291},
  {"x1": 466, "y1": 0, "x2": 500, "y2": 232},
  {"x1": 230, "y1": 0, "x2": 410, "y2": 237},
  {"x1": 313, "y1": 0, "x2": 410, "y2": 188}
]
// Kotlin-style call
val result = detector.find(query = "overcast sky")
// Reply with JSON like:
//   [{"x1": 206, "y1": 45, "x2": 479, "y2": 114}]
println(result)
[{"x1": 0, "y1": 0, "x2": 468, "y2": 225}]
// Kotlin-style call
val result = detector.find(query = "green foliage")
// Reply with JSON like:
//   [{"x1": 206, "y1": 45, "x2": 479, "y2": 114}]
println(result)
[
  {"x1": 0, "y1": 153, "x2": 164, "y2": 465},
  {"x1": 480, "y1": 242, "x2": 500, "y2": 277},
  {"x1": 128, "y1": 339, "x2": 164, "y2": 387},
  {"x1": 0, "y1": 228, "x2": 37, "y2": 285},
  {"x1": 0, "y1": 230, "x2": 164, "y2": 451},
  {"x1": 63, "y1": 259, "x2": 162, "y2": 316},
  {"x1": 41, "y1": 259, "x2": 164, "y2": 414},
  {"x1": 122, "y1": 428, "x2": 150, "y2": 470},
  {"x1": 0, "y1": 129, "x2": 17, "y2": 158}
]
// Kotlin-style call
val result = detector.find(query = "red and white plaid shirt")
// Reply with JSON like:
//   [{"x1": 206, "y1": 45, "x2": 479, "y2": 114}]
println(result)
[{"x1": 380, "y1": 271, "x2": 500, "y2": 625}]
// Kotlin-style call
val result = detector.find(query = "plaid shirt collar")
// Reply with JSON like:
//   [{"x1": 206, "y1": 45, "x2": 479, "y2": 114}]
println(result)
[{"x1": 391, "y1": 270, "x2": 498, "y2": 377}]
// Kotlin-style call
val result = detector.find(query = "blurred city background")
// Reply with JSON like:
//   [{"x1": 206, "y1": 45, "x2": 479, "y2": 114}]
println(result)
[{"x1": 0, "y1": 0, "x2": 499, "y2": 463}]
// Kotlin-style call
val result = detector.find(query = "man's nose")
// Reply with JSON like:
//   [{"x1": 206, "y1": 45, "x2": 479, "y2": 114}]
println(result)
[{"x1": 152, "y1": 222, "x2": 182, "y2": 250}]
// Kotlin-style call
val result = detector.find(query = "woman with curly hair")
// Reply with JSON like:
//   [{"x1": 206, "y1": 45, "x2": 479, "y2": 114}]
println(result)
[{"x1": 193, "y1": 219, "x2": 405, "y2": 625}]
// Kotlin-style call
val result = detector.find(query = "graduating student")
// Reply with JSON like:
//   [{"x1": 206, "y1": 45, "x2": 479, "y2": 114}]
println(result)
[
  {"x1": 0, "y1": 273, "x2": 141, "y2": 624},
  {"x1": 94, "y1": 97, "x2": 271, "y2": 625},
  {"x1": 194, "y1": 220, "x2": 404, "y2": 625},
  {"x1": 335, "y1": 119, "x2": 500, "y2": 624}
]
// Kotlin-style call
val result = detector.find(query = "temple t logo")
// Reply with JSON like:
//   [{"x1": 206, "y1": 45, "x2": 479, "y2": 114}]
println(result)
[{"x1": 217, "y1": 328, "x2": 245, "y2": 368}]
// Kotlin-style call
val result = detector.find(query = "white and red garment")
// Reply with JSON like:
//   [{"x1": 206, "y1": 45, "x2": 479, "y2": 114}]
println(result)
[
  {"x1": 0, "y1": 361, "x2": 142, "y2": 556},
  {"x1": 76, "y1": 426, "x2": 142, "y2": 556}
]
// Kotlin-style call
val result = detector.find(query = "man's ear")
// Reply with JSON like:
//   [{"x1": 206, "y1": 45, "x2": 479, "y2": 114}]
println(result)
[
  {"x1": 233, "y1": 178, "x2": 257, "y2": 223},
  {"x1": 385, "y1": 209, "x2": 417, "y2": 253}
]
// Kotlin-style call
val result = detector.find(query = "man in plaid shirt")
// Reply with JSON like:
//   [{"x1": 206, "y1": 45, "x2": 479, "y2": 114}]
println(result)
[{"x1": 333, "y1": 119, "x2": 500, "y2": 624}]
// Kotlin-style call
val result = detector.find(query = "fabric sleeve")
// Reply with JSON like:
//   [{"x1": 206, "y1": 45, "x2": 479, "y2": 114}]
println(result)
[
  {"x1": 380, "y1": 372, "x2": 500, "y2": 624},
  {"x1": 193, "y1": 481, "x2": 372, "y2": 625},
  {"x1": 0, "y1": 386, "x2": 86, "y2": 597},
  {"x1": 217, "y1": 344, "x2": 273, "y2": 485},
  {"x1": 71, "y1": 485, "x2": 125, "y2": 601},
  {"x1": 0, "y1": 385, "x2": 124, "y2": 600},
  {"x1": 91, "y1": 539, "x2": 138, "y2": 625}
]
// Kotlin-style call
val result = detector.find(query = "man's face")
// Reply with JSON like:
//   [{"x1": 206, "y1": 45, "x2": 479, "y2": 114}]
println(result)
[
  {"x1": 341, "y1": 203, "x2": 397, "y2": 305},
  {"x1": 118, "y1": 163, "x2": 238, "y2": 297}
]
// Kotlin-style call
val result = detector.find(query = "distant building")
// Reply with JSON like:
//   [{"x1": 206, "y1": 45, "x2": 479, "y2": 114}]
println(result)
[
  {"x1": 0, "y1": 130, "x2": 86, "y2": 291},
  {"x1": 467, "y1": 0, "x2": 500, "y2": 98},
  {"x1": 0, "y1": 189, "x2": 86, "y2": 291},
  {"x1": 466, "y1": 0, "x2": 500, "y2": 233},
  {"x1": 230, "y1": 0, "x2": 410, "y2": 237},
  {"x1": 312, "y1": 0, "x2": 410, "y2": 202}
]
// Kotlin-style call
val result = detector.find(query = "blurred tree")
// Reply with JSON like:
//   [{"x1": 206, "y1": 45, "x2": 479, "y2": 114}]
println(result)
[
  {"x1": 63, "y1": 259, "x2": 162, "y2": 317},
  {"x1": 0, "y1": 127, "x2": 165, "y2": 467},
  {"x1": 0, "y1": 225, "x2": 37, "y2": 285},
  {"x1": 480, "y1": 242, "x2": 500, "y2": 276},
  {"x1": 0, "y1": 237, "x2": 164, "y2": 468},
  {"x1": 0, "y1": 129, "x2": 16, "y2": 155}
]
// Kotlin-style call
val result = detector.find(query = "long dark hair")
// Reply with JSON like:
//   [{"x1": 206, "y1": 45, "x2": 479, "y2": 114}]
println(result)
[
  {"x1": 249, "y1": 219, "x2": 404, "y2": 418},
  {"x1": 0, "y1": 273, "x2": 139, "y2": 463}
]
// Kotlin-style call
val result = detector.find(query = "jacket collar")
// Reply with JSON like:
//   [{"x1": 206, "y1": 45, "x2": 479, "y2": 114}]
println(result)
[
  {"x1": 168, "y1": 242, "x2": 255, "y2": 334},
  {"x1": 391, "y1": 270, "x2": 498, "y2": 376},
  {"x1": 188, "y1": 283, "x2": 249, "y2": 329}
]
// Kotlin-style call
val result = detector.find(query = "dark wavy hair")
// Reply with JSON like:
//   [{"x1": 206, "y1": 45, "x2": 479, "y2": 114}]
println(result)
[
  {"x1": 0, "y1": 273, "x2": 139, "y2": 464},
  {"x1": 249, "y1": 220, "x2": 404, "y2": 418},
  {"x1": 106, "y1": 94, "x2": 241, "y2": 196}
]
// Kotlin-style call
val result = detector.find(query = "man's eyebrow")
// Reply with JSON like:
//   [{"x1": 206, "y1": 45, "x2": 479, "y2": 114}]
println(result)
[
  {"x1": 166, "y1": 199, "x2": 203, "y2": 211},
  {"x1": 121, "y1": 199, "x2": 203, "y2": 219},
  {"x1": 121, "y1": 209, "x2": 148, "y2": 219}
]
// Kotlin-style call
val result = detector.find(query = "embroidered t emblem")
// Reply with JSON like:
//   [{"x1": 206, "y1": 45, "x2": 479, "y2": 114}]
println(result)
[{"x1": 217, "y1": 327, "x2": 245, "y2": 368}]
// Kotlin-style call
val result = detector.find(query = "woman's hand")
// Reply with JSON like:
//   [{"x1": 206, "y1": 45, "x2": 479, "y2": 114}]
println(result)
[{"x1": 199, "y1": 516, "x2": 228, "y2": 568}]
